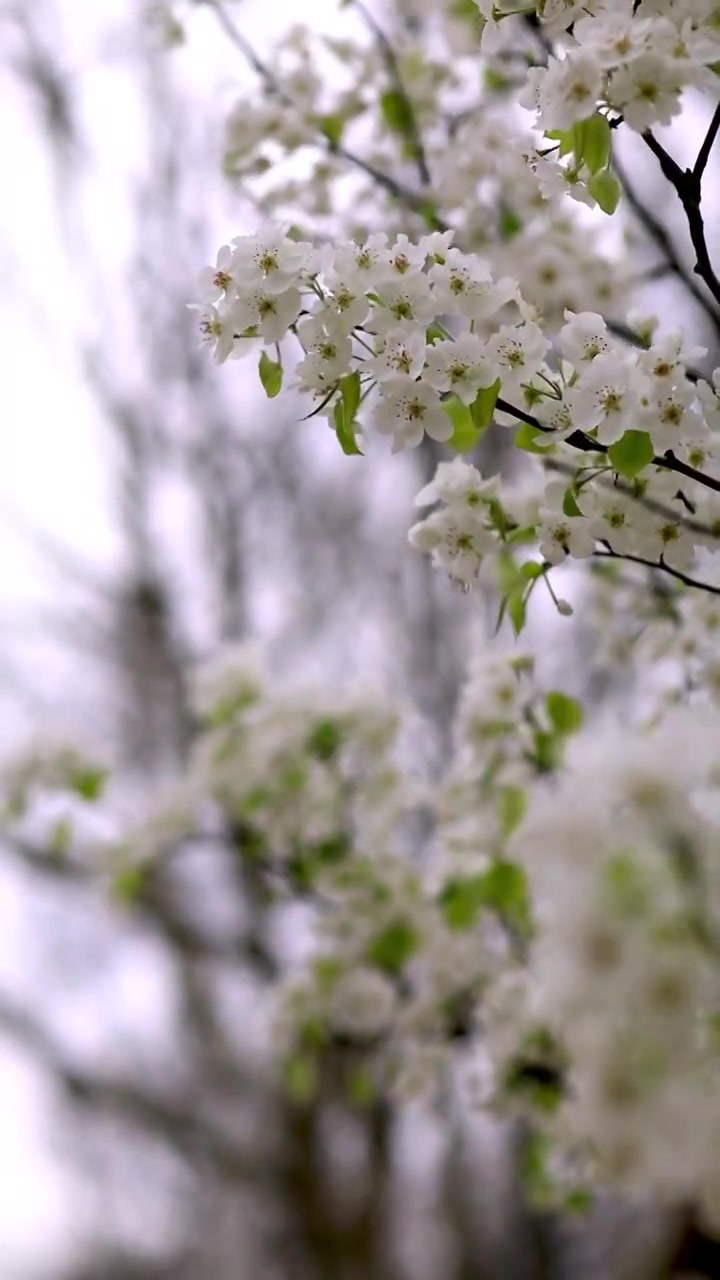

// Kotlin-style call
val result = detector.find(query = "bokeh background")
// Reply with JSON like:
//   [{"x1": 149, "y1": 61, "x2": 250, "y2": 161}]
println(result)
[{"x1": 1, "y1": 1, "x2": 719, "y2": 1276}]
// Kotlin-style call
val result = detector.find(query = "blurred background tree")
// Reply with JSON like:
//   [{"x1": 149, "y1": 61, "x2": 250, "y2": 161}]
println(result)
[{"x1": 0, "y1": 2, "x2": 717, "y2": 1278}]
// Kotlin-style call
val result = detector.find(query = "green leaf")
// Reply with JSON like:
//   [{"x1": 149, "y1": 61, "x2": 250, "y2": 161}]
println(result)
[
  {"x1": 562, "y1": 487, "x2": 582, "y2": 517},
  {"x1": 367, "y1": 921, "x2": 418, "y2": 975},
  {"x1": 346, "y1": 1065, "x2": 376, "y2": 1108},
  {"x1": 258, "y1": 350, "x2": 283, "y2": 398},
  {"x1": 113, "y1": 863, "x2": 149, "y2": 906},
  {"x1": 339, "y1": 370, "x2": 361, "y2": 422},
  {"x1": 306, "y1": 717, "x2": 343, "y2": 761},
  {"x1": 495, "y1": 549, "x2": 522, "y2": 595},
  {"x1": 514, "y1": 423, "x2": 554, "y2": 454},
  {"x1": 578, "y1": 114, "x2": 611, "y2": 174},
  {"x1": 440, "y1": 875, "x2": 486, "y2": 930},
  {"x1": 443, "y1": 396, "x2": 482, "y2": 453},
  {"x1": 480, "y1": 860, "x2": 532, "y2": 935},
  {"x1": 506, "y1": 525, "x2": 538, "y2": 544},
  {"x1": 484, "y1": 66, "x2": 510, "y2": 91},
  {"x1": 312, "y1": 956, "x2": 344, "y2": 990},
  {"x1": 49, "y1": 816, "x2": 72, "y2": 857},
  {"x1": 470, "y1": 378, "x2": 500, "y2": 430},
  {"x1": 418, "y1": 198, "x2": 440, "y2": 229},
  {"x1": 587, "y1": 168, "x2": 621, "y2": 214},
  {"x1": 544, "y1": 127, "x2": 574, "y2": 158},
  {"x1": 498, "y1": 785, "x2": 527, "y2": 838},
  {"x1": 380, "y1": 88, "x2": 415, "y2": 139},
  {"x1": 545, "y1": 690, "x2": 584, "y2": 734},
  {"x1": 333, "y1": 398, "x2": 363, "y2": 455},
  {"x1": 498, "y1": 207, "x2": 523, "y2": 240},
  {"x1": 519, "y1": 1132, "x2": 553, "y2": 1206},
  {"x1": 442, "y1": 862, "x2": 531, "y2": 933},
  {"x1": 69, "y1": 766, "x2": 108, "y2": 801},
  {"x1": 318, "y1": 112, "x2": 344, "y2": 148},
  {"x1": 520, "y1": 560, "x2": 545, "y2": 581},
  {"x1": 503, "y1": 1057, "x2": 564, "y2": 1113},
  {"x1": 608, "y1": 429, "x2": 654, "y2": 478},
  {"x1": 508, "y1": 592, "x2": 527, "y2": 637},
  {"x1": 604, "y1": 850, "x2": 648, "y2": 916},
  {"x1": 425, "y1": 324, "x2": 446, "y2": 345},
  {"x1": 487, "y1": 497, "x2": 507, "y2": 537},
  {"x1": 565, "y1": 1188, "x2": 592, "y2": 1214},
  {"x1": 283, "y1": 1053, "x2": 317, "y2": 1103},
  {"x1": 532, "y1": 728, "x2": 561, "y2": 773}
]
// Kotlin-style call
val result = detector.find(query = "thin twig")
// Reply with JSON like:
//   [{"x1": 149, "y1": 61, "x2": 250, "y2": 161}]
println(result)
[
  {"x1": 605, "y1": 319, "x2": 702, "y2": 384},
  {"x1": 612, "y1": 148, "x2": 720, "y2": 329},
  {"x1": 595, "y1": 547, "x2": 720, "y2": 597},
  {"x1": 351, "y1": 0, "x2": 432, "y2": 188},
  {"x1": 693, "y1": 101, "x2": 720, "y2": 185},
  {"x1": 642, "y1": 126, "x2": 720, "y2": 312},
  {"x1": 543, "y1": 456, "x2": 720, "y2": 542},
  {"x1": 496, "y1": 397, "x2": 720, "y2": 498},
  {"x1": 208, "y1": 0, "x2": 447, "y2": 229}
]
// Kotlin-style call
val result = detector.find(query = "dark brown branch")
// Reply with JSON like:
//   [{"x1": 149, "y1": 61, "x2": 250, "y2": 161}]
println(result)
[
  {"x1": 543, "y1": 456, "x2": 719, "y2": 541},
  {"x1": 0, "y1": 995, "x2": 267, "y2": 1183},
  {"x1": 595, "y1": 547, "x2": 720, "y2": 598},
  {"x1": 604, "y1": 319, "x2": 702, "y2": 384},
  {"x1": 351, "y1": 0, "x2": 432, "y2": 188},
  {"x1": 496, "y1": 397, "x2": 720, "y2": 498},
  {"x1": 208, "y1": 0, "x2": 447, "y2": 230},
  {"x1": 642, "y1": 125, "x2": 720, "y2": 312},
  {"x1": 611, "y1": 149, "x2": 720, "y2": 330},
  {"x1": 666, "y1": 1206, "x2": 720, "y2": 1276},
  {"x1": 693, "y1": 101, "x2": 720, "y2": 184}
]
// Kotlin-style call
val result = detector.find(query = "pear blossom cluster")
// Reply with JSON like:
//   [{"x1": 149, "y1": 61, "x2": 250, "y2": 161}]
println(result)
[
  {"x1": 488, "y1": 707, "x2": 720, "y2": 1218},
  {"x1": 191, "y1": 225, "x2": 720, "y2": 606},
  {"x1": 13, "y1": 639, "x2": 720, "y2": 1215},
  {"x1": 53, "y1": 0, "x2": 720, "y2": 1233},
  {"x1": 476, "y1": 0, "x2": 720, "y2": 134},
  {"x1": 211, "y1": 5, "x2": 637, "y2": 319}
]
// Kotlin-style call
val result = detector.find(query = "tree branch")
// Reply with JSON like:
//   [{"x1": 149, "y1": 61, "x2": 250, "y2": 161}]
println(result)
[
  {"x1": 0, "y1": 994, "x2": 267, "y2": 1183},
  {"x1": 496, "y1": 397, "x2": 720, "y2": 499},
  {"x1": 350, "y1": 0, "x2": 432, "y2": 189},
  {"x1": 594, "y1": 546, "x2": 720, "y2": 598},
  {"x1": 612, "y1": 148, "x2": 720, "y2": 331},
  {"x1": 641, "y1": 125, "x2": 720, "y2": 312},
  {"x1": 693, "y1": 101, "x2": 720, "y2": 185},
  {"x1": 208, "y1": 0, "x2": 447, "y2": 229}
]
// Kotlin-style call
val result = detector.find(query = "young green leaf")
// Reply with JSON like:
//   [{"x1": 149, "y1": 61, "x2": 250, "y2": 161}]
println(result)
[
  {"x1": 581, "y1": 114, "x2": 612, "y2": 174},
  {"x1": 480, "y1": 860, "x2": 532, "y2": 935},
  {"x1": 443, "y1": 395, "x2": 482, "y2": 452},
  {"x1": 366, "y1": 921, "x2": 419, "y2": 975},
  {"x1": 470, "y1": 378, "x2": 501, "y2": 430},
  {"x1": 439, "y1": 875, "x2": 487, "y2": 930},
  {"x1": 562, "y1": 487, "x2": 583, "y2": 517},
  {"x1": 506, "y1": 525, "x2": 538, "y2": 545},
  {"x1": 508, "y1": 592, "x2": 527, "y2": 637},
  {"x1": 520, "y1": 560, "x2": 545, "y2": 581},
  {"x1": 514, "y1": 423, "x2": 555, "y2": 454},
  {"x1": 545, "y1": 128, "x2": 574, "y2": 158},
  {"x1": 545, "y1": 690, "x2": 584, "y2": 734},
  {"x1": 498, "y1": 207, "x2": 523, "y2": 239},
  {"x1": 333, "y1": 399, "x2": 363, "y2": 455},
  {"x1": 608, "y1": 429, "x2": 654, "y2": 478},
  {"x1": 258, "y1": 350, "x2": 283, "y2": 398},
  {"x1": 588, "y1": 168, "x2": 621, "y2": 214},
  {"x1": 498, "y1": 785, "x2": 527, "y2": 838},
  {"x1": 283, "y1": 1053, "x2": 317, "y2": 1103},
  {"x1": 380, "y1": 88, "x2": 414, "y2": 139},
  {"x1": 318, "y1": 112, "x2": 344, "y2": 149},
  {"x1": 69, "y1": 765, "x2": 108, "y2": 801},
  {"x1": 339, "y1": 370, "x2": 361, "y2": 422}
]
